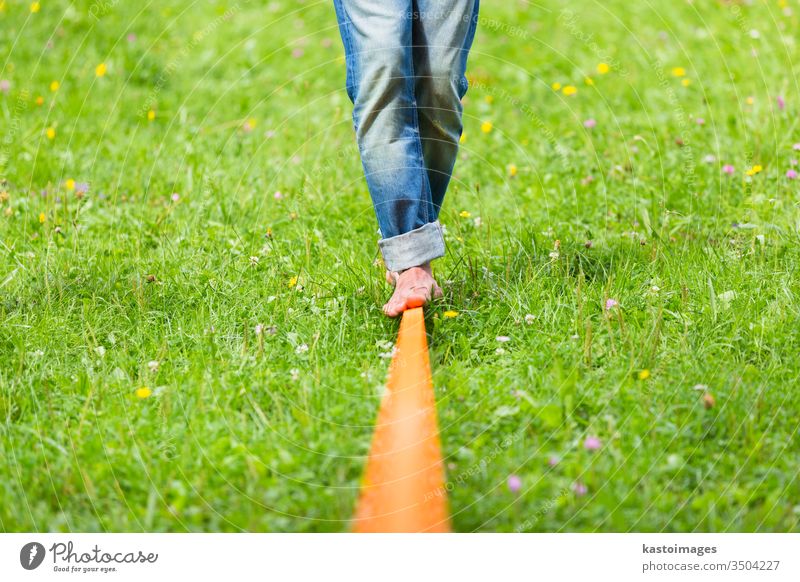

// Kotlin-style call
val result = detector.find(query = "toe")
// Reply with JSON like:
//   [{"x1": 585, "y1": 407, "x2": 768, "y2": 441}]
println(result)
[{"x1": 383, "y1": 294, "x2": 403, "y2": 318}]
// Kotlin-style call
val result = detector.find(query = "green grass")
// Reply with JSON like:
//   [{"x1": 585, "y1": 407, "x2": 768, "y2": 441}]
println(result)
[{"x1": 2, "y1": 0, "x2": 800, "y2": 532}]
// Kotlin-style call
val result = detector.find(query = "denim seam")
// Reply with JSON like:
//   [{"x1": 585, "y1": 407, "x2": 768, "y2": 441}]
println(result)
[
  {"x1": 453, "y1": 0, "x2": 480, "y2": 100},
  {"x1": 335, "y1": 0, "x2": 358, "y2": 107},
  {"x1": 406, "y1": 8, "x2": 431, "y2": 226}
]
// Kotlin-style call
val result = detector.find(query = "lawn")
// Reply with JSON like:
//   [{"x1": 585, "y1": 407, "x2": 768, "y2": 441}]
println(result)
[{"x1": 1, "y1": 0, "x2": 799, "y2": 532}]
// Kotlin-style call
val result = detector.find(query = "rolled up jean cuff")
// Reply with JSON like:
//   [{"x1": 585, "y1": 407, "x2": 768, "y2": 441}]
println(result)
[{"x1": 378, "y1": 220, "x2": 446, "y2": 272}]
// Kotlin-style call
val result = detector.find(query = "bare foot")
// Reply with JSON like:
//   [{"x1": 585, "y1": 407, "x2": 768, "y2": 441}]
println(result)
[{"x1": 382, "y1": 263, "x2": 443, "y2": 317}]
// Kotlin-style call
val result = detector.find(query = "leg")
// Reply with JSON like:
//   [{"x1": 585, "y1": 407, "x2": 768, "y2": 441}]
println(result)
[
  {"x1": 333, "y1": 0, "x2": 446, "y2": 273},
  {"x1": 412, "y1": 0, "x2": 480, "y2": 216}
]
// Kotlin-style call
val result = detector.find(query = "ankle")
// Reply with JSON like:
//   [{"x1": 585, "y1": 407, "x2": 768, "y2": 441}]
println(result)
[{"x1": 399, "y1": 262, "x2": 433, "y2": 277}]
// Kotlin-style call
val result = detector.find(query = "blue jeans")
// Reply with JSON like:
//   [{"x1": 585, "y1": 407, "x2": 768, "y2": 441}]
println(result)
[{"x1": 333, "y1": 0, "x2": 480, "y2": 271}]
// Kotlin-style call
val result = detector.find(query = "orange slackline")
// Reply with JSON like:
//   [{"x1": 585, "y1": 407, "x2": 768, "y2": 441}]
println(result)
[{"x1": 352, "y1": 306, "x2": 450, "y2": 532}]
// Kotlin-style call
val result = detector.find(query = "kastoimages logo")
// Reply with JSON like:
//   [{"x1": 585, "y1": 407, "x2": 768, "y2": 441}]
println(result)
[{"x1": 20, "y1": 542, "x2": 46, "y2": 570}]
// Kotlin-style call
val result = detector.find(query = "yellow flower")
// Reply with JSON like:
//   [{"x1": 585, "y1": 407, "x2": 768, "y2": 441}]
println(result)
[
  {"x1": 484, "y1": 94, "x2": 494, "y2": 104},
  {"x1": 551, "y1": 82, "x2": 562, "y2": 91},
  {"x1": 480, "y1": 121, "x2": 493, "y2": 133},
  {"x1": 65, "y1": 178, "x2": 75, "y2": 190},
  {"x1": 745, "y1": 96, "x2": 754, "y2": 105},
  {"x1": 507, "y1": 163, "x2": 518, "y2": 177},
  {"x1": 562, "y1": 85, "x2": 577, "y2": 96},
  {"x1": 584, "y1": 76, "x2": 594, "y2": 86},
  {"x1": 135, "y1": 387, "x2": 152, "y2": 399},
  {"x1": 597, "y1": 63, "x2": 610, "y2": 74},
  {"x1": 681, "y1": 78, "x2": 691, "y2": 87},
  {"x1": 38, "y1": 212, "x2": 46, "y2": 223},
  {"x1": 30, "y1": 1, "x2": 40, "y2": 13},
  {"x1": 459, "y1": 210, "x2": 471, "y2": 218},
  {"x1": 35, "y1": 96, "x2": 44, "y2": 105},
  {"x1": 4, "y1": 207, "x2": 12, "y2": 217},
  {"x1": 0, "y1": 190, "x2": 8, "y2": 203},
  {"x1": 745, "y1": 164, "x2": 763, "y2": 176},
  {"x1": 443, "y1": 310, "x2": 459, "y2": 318},
  {"x1": 288, "y1": 275, "x2": 298, "y2": 288},
  {"x1": 671, "y1": 67, "x2": 686, "y2": 77},
  {"x1": 46, "y1": 127, "x2": 55, "y2": 140},
  {"x1": 459, "y1": 132, "x2": 466, "y2": 144},
  {"x1": 638, "y1": 369, "x2": 651, "y2": 380},
  {"x1": 147, "y1": 109, "x2": 156, "y2": 121},
  {"x1": 50, "y1": 80, "x2": 60, "y2": 92},
  {"x1": 95, "y1": 63, "x2": 107, "y2": 77}
]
